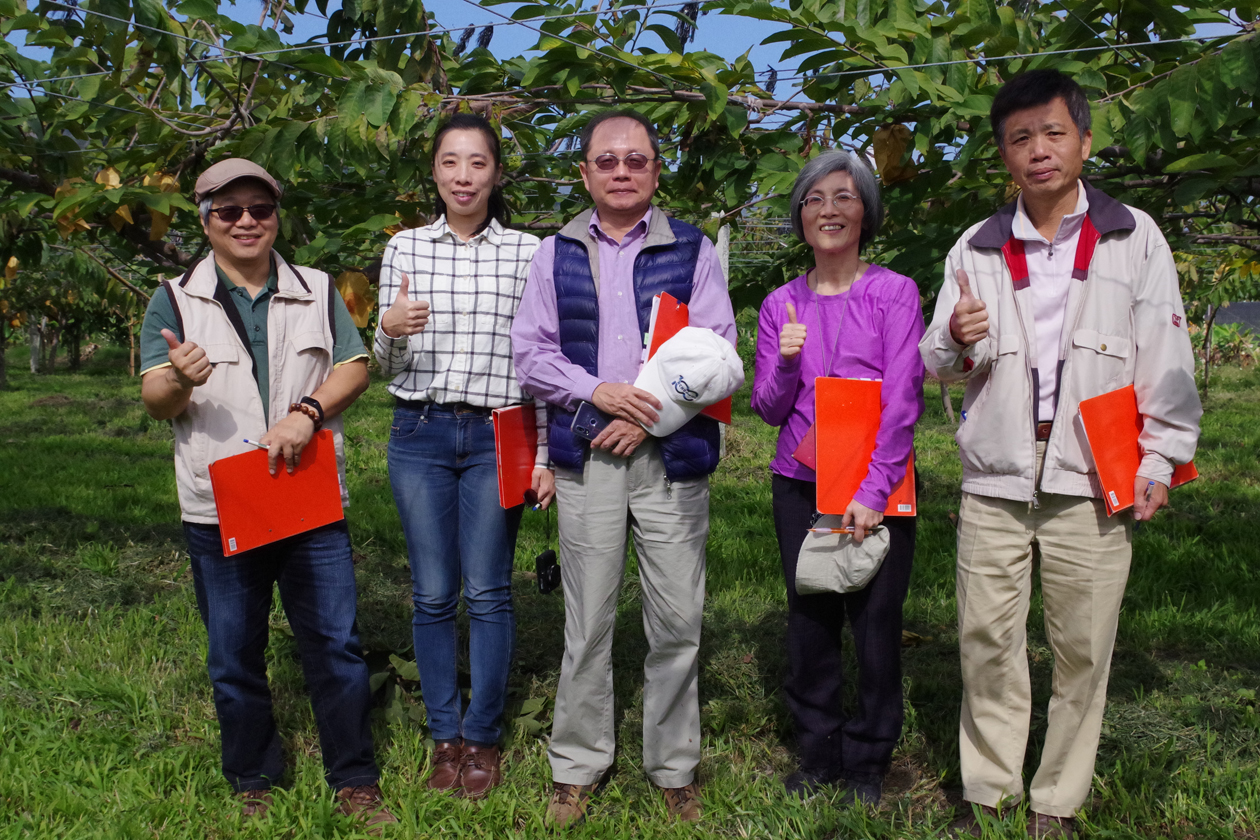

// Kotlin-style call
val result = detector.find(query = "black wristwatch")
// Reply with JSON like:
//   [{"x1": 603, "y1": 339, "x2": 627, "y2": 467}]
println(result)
[{"x1": 299, "y1": 395, "x2": 325, "y2": 427}]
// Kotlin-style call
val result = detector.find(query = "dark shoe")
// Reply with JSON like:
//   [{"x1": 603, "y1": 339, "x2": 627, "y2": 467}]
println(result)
[
  {"x1": 237, "y1": 789, "x2": 272, "y2": 818},
  {"x1": 458, "y1": 744, "x2": 502, "y2": 800},
  {"x1": 1030, "y1": 812, "x2": 1077, "y2": 839},
  {"x1": 547, "y1": 780, "x2": 602, "y2": 828},
  {"x1": 838, "y1": 771, "x2": 883, "y2": 807},
  {"x1": 334, "y1": 783, "x2": 398, "y2": 835},
  {"x1": 948, "y1": 803, "x2": 1001, "y2": 838},
  {"x1": 783, "y1": 768, "x2": 841, "y2": 800},
  {"x1": 427, "y1": 740, "x2": 463, "y2": 792},
  {"x1": 659, "y1": 780, "x2": 703, "y2": 822}
]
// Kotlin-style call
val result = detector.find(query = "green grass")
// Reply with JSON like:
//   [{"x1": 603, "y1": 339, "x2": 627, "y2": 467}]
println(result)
[{"x1": 2, "y1": 341, "x2": 1259, "y2": 839}]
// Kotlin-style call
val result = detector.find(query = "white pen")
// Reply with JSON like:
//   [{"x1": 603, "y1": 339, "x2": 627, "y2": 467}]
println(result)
[{"x1": 242, "y1": 438, "x2": 269, "y2": 450}]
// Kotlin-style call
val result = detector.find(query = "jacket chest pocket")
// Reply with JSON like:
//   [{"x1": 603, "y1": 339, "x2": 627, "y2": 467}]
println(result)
[
  {"x1": 1071, "y1": 328, "x2": 1131, "y2": 390},
  {"x1": 288, "y1": 329, "x2": 332, "y2": 359}
]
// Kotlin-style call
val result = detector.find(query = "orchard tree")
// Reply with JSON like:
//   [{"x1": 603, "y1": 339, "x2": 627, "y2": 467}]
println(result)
[{"x1": 1, "y1": 0, "x2": 1258, "y2": 347}]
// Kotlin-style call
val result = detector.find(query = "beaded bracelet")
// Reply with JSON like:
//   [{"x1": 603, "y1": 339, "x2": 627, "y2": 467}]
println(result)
[{"x1": 289, "y1": 400, "x2": 322, "y2": 430}]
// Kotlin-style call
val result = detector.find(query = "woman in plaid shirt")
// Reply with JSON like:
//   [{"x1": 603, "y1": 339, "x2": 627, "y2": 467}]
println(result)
[{"x1": 374, "y1": 114, "x2": 553, "y2": 799}]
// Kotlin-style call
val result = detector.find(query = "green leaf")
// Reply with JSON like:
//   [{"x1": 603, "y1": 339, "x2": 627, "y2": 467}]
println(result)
[
  {"x1": 338, "y1": 81, "x2": 368, "y2": 120},
  {"x1": 1164, "y1": 152, "x2": 1239, "y2": 173},
  {"x1": 1166, "y1": 64, "x2": 1197, "y2": 138},
  {"x1": 389, "y1": 654, "x2": 420, "y2": 682},
  {"x1": 364, "y1": 83, "x2": 397, "y2": 127},
  {"x1": 519, "y1": 697, "x2": 545, "y2": 716},
  {"x1": 368, "y1": 671, "x2": 389, "y2": 693},
  {"x1": 1219, "y1": 37, "x2": 1259, "y2": 93},
  {"x1": 700, "y1": 80, "x2": 728, "y2": 122}
]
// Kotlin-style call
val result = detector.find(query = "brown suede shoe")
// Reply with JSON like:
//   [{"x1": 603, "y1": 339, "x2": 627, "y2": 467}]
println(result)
[
  {"x1": 546, "y1": 781, "x2": 602, "y2": 828},
  {"x1": 237, "y1": 789, "x2": 272, "y2": 818},
  {"x1": 334, "y1": 783, "x2": 398, "y2": 835},
  {"x1": 948, "y1": 803, "x2": 1002, "y2": 838},
  {"x1": 1030, "y1": 812, "x2": 1077, "y2": 839},
  {"x1": 659, "y1": 781, "x2": 703, "y2": 822},
  {"x1": 458, "y1": 744, "x2": 502, "y2": 800},
  {"x1": 427, "y1": 740, "x2": 463, "y2": 792}
]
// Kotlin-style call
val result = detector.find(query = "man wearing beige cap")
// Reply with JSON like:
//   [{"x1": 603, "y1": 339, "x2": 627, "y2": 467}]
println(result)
[{"x1": 138, "y1": 159, "x2": 395, "y2": 829}]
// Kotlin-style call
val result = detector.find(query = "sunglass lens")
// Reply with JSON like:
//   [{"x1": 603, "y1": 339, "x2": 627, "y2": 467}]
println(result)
[
  {"x1": 214, "y1": 206, "x2": 244, "y2": 223},
  {"x1": 248, "y1": 204, "x2": 276, "y2": 220}
]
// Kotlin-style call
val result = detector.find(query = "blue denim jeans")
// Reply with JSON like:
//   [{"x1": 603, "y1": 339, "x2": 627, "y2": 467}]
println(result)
[
  {"x1": 184, "y1": 520, "x2": 379, "y2": 792},
  {"x1": 388, "y1": 403, "x2": 522, "y2": 745}
]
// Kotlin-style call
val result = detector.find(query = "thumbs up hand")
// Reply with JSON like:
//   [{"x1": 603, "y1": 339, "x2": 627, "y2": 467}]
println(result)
[
  {"x1": 949, "y1": 269, "x2": 989, "y2": 346},
  {"x1": 161, "y1": 328, "x2": 212, "y2": 389},
  {"x1": 380, "y1": 272, "x2": 431, "y2": 338},
  {"x1": 779, "y1": 301, "x2": 808, "y2": 360}
]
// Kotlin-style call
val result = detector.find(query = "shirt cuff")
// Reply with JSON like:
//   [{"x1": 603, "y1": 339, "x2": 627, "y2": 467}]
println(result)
[{"x1": 1137, "y1": 452, "x2": 1174, "y2": 486}]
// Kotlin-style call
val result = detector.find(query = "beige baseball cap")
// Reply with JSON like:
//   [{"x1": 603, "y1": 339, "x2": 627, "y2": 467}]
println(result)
[{"x1": 193, "y1": 159, "x2": 282, "y2": 203}]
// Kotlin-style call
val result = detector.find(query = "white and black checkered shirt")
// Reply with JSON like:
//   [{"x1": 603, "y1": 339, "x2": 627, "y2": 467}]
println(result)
[{"x1": 375, "y1": 217, "x2": 549, "y2": 463}]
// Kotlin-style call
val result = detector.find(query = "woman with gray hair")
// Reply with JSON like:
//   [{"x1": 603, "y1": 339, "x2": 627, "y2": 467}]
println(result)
[{"x1": 751, "y1": 150, "x2": 925, "y2": 805}]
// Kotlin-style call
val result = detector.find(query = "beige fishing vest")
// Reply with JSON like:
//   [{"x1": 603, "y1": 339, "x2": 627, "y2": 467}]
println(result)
[{"x1": 163, "y1": 251, "x2": 348, "y2": 523}]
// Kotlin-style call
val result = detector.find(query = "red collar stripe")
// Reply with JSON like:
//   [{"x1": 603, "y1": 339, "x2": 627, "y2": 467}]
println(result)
[
  {"x1": 1072, "y1": 215, "x2": 1100, "y2": 281},
  {"x1": 1001, "y1": 237, "x2": 1030, "y2": 290}
]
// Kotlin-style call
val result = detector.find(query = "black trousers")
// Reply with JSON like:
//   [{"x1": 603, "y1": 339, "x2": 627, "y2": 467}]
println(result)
[{"x1": 772, "y1": 473, "x2": 916, "y2": 777}]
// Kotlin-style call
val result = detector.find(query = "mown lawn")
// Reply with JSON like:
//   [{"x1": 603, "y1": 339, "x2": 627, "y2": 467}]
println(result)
[{"x1": 2, "y1": 339, "x2": 1258, "y2": 840}]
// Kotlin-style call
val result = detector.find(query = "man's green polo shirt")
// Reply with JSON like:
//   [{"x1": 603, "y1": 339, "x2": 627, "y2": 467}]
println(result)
[{"x1": 139, "y1": 259, "x2": 367, "y2": 425}]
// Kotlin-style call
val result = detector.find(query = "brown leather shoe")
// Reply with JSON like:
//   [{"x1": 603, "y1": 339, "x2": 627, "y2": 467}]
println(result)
[
  {"x1": 237, "y1": 789, "x2": 272, "y2": 818},
  {"x1": 659, "y1": 781, "x2": 703, "y2": 822},
  {"x1": 334, "y1": 783, "x2": 398, "y2": 835},
  {"x1": 458, "y1": 744, "x2": 502, "y2": 800},
  {"x1": 546, "y1": 780, "x2": 601, "y2": 828},
  {"x1": 948, "y1": 803, "x2": 1001, "y2": 838},
  {"x1": 427, "y1": 740, "x2": 463, "y2": 792},
  {"x1": 1030, "y1": 812, "x2": 1077, "y2": 839}
]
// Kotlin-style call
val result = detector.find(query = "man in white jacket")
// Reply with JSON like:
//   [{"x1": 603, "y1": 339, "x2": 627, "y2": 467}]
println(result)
[
  {"x1": 920, "y1": 71, "x2": 1201, "y2": 839},
  {"x1": 139, "y1": 159, "x2": 394, "y2": 829}
]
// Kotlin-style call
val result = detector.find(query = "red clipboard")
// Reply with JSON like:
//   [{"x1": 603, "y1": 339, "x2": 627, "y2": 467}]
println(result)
[
  {"x1": 208, "y1": 428, "x2": 344, "y2": 556},
  {"x1": 492, "y1": 404, "x2": 539, "y2": 508},
  {"x1": 644, "y1": 292, "x2": 733, "y2": 424},
  {"x1": 812, "y1": 377, "x2": 916, "y2": 516},
  {"x1": 1077, "y1": 384, "x2": 1198, "y2": 516}
]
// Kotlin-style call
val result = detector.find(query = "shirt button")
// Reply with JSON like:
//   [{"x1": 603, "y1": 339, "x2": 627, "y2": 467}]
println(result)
[
  {"x1": 617, "y1": 335, "x2": 623, "y2": 340},
  {"x1": 1100, "y1": 343, "x2": 1107, "y2": 351},
  {"x1": 618, "y1": 291, "x2": 623, "y2": 297},
  {"x1": 254, "y1": 325, "x2": 260, "y2": 332}
]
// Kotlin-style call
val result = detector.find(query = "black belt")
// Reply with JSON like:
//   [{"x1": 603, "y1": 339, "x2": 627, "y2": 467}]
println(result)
[{"x1": 395, "y1": 398, "x2": 493, "y2": 416}]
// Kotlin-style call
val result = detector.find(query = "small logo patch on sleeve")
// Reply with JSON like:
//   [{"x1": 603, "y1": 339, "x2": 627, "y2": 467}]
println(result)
[{"x1": 1172, "y1": 314, "x2": 1182, "y2": 327}]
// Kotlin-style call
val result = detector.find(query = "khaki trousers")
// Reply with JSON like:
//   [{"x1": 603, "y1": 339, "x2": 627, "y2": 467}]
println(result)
[
  {"x1": 547, "y1": 438, "x2": 709, "y2": 789},
  {"x1": 956, "y1": 445, "x2": 1131, "y2": 818}
]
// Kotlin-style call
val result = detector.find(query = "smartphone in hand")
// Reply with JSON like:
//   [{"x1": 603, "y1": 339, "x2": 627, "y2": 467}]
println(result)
[{"x1": 570, "y1": 400, "x2": 612, "y2": 441}]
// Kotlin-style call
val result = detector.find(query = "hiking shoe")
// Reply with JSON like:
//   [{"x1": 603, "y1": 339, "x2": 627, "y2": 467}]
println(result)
[
  {"x1": 783, "y1": 768, "x2": 841, "y2": 800},
  {"x1": 427, "y1": 740, "x2": 462, "y2": 792},
  {"x1": 546, "y1": 780, "x2": 601, "y2": 828},
  {"x1": 838, "y1": 771, "x2": 883, "y2": 807},
  {"x1": 335, "y1": 783, "x2": 398, "y2": 835},
  {"x1": 237, "y1": 789, "x2": 272, "y2": 818},
  {"x1": 659, "y1": 780, "x2": 703, "y2": 822},
  {"x1": 458, "y1": 744, "x2": 502, "y2": 800},
  {"x1": 1030, "y1": 812, "x2": 1077, "y2": 839}
]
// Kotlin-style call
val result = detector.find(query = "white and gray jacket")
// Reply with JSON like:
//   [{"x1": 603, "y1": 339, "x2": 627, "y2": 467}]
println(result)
[
  {"x1": 163, "y1": 252, "x2": 349, "y2": 523},
  {"x1": 920, "y1": 180, "x2": 1201, "y2": 503}
]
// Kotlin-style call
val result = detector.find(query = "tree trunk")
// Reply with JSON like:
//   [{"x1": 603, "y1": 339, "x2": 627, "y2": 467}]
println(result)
[
  {"x1": 940, "y1": 380, "x2": 956, "y2": 423},
  {"x1": 128, "y1": 316, "x2": 136, "y2": 377},
  {"x1": 28, "y1": 319, "x2": 41, "y2": 374},
  {"x1": 45, "y1": 316, "x2": 60, "y2": 373},
  {"x1": 0, "y1": 312, "x2": 7, "y2": 390},
  {"x1": 1202, "y1": 304, "x2": 1217, "y2": 400},
  {"x1": 68, "y1": 324, "x2": 81, "y2": 372}
]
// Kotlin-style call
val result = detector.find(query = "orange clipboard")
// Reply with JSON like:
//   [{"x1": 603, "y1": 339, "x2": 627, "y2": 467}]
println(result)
[
  {"x1": 207, "y1": 428, "x2": 344, "y2": 556},
  {"x1": 1077, "y1": 384, "x2": 1198, "y2": 516},
  {"x1": 812, "y1": 377, "x2": 916, "y2": 516},
  {"x1": 644, "y1": 292, "x2": 732, "y2": 424},
  {"x1": 492, "y1": 404, "x2": 539, "y2": 509}
]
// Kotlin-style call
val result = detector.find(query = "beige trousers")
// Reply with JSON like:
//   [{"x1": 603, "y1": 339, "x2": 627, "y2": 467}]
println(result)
[
  {"x1": 956, "y1": 444, "x2": 1131, "y2": 818},
  {"x1": 547, "y1": 438, "x2": 709, "y2": 789}
]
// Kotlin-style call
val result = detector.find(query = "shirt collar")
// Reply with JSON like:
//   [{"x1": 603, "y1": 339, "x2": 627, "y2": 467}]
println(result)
[
  {"x1": 215, "y1": 257, "x2": 277, "y2": 295},
  {"x1": 1013, "y1": 181, "x2": 1089, "y2": 245},
  {"x1": 589, "y1": 207, "x2": 652, "y2": 245},
  {"x1": 418, "y1": 215, "x2": 505, "y2": 245}
]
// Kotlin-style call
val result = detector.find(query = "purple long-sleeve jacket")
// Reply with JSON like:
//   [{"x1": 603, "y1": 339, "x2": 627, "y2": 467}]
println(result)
[{"x1": 751, "y1": 267, "x2": 926, "y2": 511}]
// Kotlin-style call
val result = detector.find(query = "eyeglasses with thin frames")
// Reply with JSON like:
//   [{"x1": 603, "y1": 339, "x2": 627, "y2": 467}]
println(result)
[
  {"x1": 208, "y1": 204, "x2": 278, "y2": 223},
  {"x1": 587, "y1": 153, "x2": 657, "y2": 172},
  {"x1": 800, "y1": 193, "x2": 860, "y2": 210}
]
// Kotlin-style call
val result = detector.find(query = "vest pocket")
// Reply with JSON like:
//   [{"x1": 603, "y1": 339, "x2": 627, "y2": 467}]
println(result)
[
  {"x1": 204, "y1": 343, "x2": 240, "y2": 366},
  {"x1": 289, "y1": 330, "x2": 332, "y2": 356}
]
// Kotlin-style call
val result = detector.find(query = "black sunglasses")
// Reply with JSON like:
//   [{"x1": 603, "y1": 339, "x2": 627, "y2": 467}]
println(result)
[
  {"x1": 588, "y1": 153, "x2": 657, "y2": 172},
  {"x1": 208, "y1": 204, "x2": 278, "y2": 223}
]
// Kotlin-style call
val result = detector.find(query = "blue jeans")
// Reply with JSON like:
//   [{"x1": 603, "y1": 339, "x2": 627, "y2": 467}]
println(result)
[
  {"x1": 388, "y1": 403, "x2": 522, "y2": 745},
  {"x1": 184, "y1": 520, "x2": 379, "y2": 792}
]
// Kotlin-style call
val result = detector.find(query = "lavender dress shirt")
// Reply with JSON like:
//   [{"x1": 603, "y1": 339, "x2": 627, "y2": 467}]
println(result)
[
  {"x1": 751, "y1": 267, "x2": 926, "y2": 511},
  {"x1": 512, "y1": 207, "x2": 737, "y2": 411}
]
